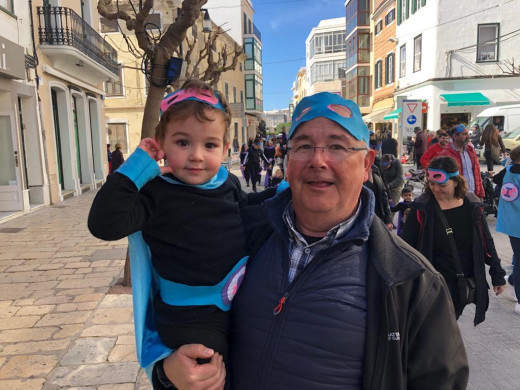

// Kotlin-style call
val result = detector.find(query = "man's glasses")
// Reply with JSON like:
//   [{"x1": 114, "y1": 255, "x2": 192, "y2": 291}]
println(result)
[{"x1": 288, "y1": 144, "x2": 368, "y2": 161}]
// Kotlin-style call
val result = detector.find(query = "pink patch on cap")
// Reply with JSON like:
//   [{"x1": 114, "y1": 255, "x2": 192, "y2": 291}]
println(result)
[{"x1": 328, "y1": 104, "x2": 352, "y2": 118}]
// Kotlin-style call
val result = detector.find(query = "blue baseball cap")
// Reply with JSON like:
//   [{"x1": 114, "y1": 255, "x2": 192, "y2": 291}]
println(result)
[{"x1": 289, "y1": 92, "x2": 369, "y2": 145}]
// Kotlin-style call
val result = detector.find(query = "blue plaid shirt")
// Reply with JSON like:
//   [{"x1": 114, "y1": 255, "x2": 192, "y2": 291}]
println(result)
[{"x1": 283, "y1": 200, "x2": 362, "y2": 283}]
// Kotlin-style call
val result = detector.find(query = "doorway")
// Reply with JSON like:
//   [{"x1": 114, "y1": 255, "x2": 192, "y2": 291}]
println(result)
[{"x1": 0, "y1": 113, "x2": 23, "y2": 211}]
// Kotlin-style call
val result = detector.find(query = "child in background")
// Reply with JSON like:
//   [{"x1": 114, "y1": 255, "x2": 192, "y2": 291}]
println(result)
[
  {"x1": 89, "y1": 79, "x2": 255, "y2": 389},
  {"x1": 496, "y1": 145, "x2": 520, "y2": 315},
  {"x1": 269, "y1": 167, "x2": 284, "y2": 188},
  {"x1": 392, "y1": 186, "x2": 413, "y2": 235}
]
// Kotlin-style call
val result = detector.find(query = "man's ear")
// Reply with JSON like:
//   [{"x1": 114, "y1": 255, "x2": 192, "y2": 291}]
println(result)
[{"x1": 363, "y1": 149, "x2": 376, "y2": 182}]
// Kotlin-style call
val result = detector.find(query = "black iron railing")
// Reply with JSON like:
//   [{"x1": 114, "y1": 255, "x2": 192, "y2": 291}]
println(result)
[{"x1": 37, "y1": 6, "x2": 118, "y2": 76}]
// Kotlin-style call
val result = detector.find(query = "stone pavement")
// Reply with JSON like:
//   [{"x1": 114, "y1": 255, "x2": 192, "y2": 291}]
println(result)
[{"x1": 0, "y1": 169, "x2": 518, "y2": 389}]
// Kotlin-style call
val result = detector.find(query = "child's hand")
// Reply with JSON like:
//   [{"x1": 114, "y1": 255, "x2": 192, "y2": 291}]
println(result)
[{"x1": 138, "y1": 138, "x2": 173, "y2": 175}]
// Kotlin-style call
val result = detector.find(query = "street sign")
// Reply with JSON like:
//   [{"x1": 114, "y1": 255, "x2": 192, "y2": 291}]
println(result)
[
  {"x1": 401, "y1": 100, "x2": 423, "y2": 142},
  {"x1": 421, "y1": 101, "x2": 428, "y2": 114}
]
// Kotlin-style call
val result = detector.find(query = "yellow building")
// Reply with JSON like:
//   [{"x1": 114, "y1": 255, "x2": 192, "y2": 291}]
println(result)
[
  {"x1": 101, "y1": 1, "x2": 247, "y2": 160},
  {"x1": 291, "y1": 67, "x2": 307, "y2": 107}
]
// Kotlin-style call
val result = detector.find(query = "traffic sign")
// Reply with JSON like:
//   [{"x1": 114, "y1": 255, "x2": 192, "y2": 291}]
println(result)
[
  {"x1": 421, "y1": 101, "x2": 428, "y2": 114},
  {"x1": 401, "y1": 100, "x2": 423, "y2": 141}
]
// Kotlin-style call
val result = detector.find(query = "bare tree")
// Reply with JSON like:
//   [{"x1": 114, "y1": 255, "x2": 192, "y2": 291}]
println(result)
[
  {"x1": 497, "y1": 58, "x2": 519, "y2": 75},
  {"x1": 97, "y1": 0, "x2": 243, "y2": 286}
]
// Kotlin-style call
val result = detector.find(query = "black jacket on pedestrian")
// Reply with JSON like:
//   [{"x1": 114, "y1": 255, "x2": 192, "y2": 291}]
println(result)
[
  {"x1": 400, "y1": 192, "x2": 506, "y2": 326},
  {"x1": 110, "y1": 149, "x2": 125, "y2": 173},
  {"x1": 365, "y1": 166, "x2": 392, "y2": 224},
  {"x1": 381, "y1": 137, "x2": 398, "y2": 157}
]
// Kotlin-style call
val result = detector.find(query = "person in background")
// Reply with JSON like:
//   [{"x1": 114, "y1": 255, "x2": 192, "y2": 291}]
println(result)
[
  {"x1": 479, "y1": 124, "x2": 507, "y2": 177},
  {"x1": 401, "y1": 156, "x2": 506, "y2": 325},
  {"x1": 166, "y1": 91, "x2": 469, "y2": 390},
  {"x1": 243, "y1": 140, "x2": 270, "y2": 192},
  {"x1": 109, "y1": 143, "x2": 124, "y2": 174},
  {"x1": 268, "y1": 167, "x2": 284, "y2": 189},
  {"x1": 239, "y1": 143, "x2": 250, "y2": 187},
  {"x1": 470, "y1": 124, "x2": 481, "y2": 148},
  {"x1": 232, "y1": 136, "x2": 239, "y2": 153},
  {"x1": 496, "y1": 145, "x2": 520, "y2": 315},
  {"x1": 420, "y1": 131, "x2": 450, "y2": 168},
  {"x1": 381, "y1": 131, "x2": 398, "y2": 157},
  {"x1": 263, "y1": 139, "x2": 276, "y2": 187},
  {"x1": 107, "y1": 144, "x2": 112, "y2": 173},
  {"x1": 391, "y1": 186, "x2": 413, "y2": 235},
  {"x1": 439, "y1": 124, "x2": 485, "y2": 199},
  {"x1": 380, "y1": 154, "x2": 404, "y2": 211},
  {"x1": 365, "y1": 162, "x2": 393, "y2": 231},
  {"x1": 414, "y1": 126, "x2": 428, "y2": 169},
  {"x1": 369, "y1": 138, "x2": 382, "y2": 167},
  {"x1": 493, "y1": 116, "x2": 504, "y2": 133}
]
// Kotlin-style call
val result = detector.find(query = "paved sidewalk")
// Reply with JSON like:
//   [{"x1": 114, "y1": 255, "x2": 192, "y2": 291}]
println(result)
[{"x1": 0, "y1": 176, "x2": 518, "y2": 389}]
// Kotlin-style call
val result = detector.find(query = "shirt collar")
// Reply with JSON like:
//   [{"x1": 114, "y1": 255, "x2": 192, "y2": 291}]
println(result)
[{"x1": 282, "y1": 199, "x2": 362, "y2": 247}]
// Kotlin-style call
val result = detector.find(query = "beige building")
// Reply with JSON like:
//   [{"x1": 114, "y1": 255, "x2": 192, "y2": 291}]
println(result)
[
  {"x1": 291, "y1": 67, "x2": 307, "y2": 107},
  {"x1": 34, "y1": 0, "x2": 117, "y2": 205},
  {"x1": 101, "y1": 0, "x2": 247, "y2": 160}
]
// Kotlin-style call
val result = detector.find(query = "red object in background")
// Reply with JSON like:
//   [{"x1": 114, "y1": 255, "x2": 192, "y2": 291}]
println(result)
[{"x1": 421, "y1": 102, "x2": 428, "y2": 114}]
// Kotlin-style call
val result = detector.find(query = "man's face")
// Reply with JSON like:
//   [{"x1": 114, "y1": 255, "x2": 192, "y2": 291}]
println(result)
[
  {"x1": 439, "y1": 135, "x2": 449, "y2": 147},
  {"x1": 454, "y1": 129, "x2": 470, "y2": 147},
  {"x1": 286, "y1": 117, "x2": 374, "y2": 225}
]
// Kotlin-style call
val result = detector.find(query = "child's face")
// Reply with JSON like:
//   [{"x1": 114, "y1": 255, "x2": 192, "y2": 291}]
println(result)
[
  {"x1": 160, "y1": 110, "x2": 229, "y2": 185},
  {"x1": 273, "y1": 170, "x2": 283, "y2": 179},
  {"x1": 402, "y1": 192, "x2": 413, "y2": 202}
]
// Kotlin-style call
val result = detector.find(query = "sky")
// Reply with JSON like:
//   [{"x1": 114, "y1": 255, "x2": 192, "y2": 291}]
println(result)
[{"x1": 252, "y1": 0, "x2": 346, "y2": 111}]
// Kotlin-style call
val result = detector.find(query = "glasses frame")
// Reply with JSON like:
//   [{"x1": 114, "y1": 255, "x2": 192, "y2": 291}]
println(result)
[{"x1": 287, "y1": 145, "x2": 368, "y2": 161}]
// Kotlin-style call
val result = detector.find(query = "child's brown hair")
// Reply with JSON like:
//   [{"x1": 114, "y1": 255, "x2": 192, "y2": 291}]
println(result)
[{"x1": 155, "y1": 79, "x2": 232, "y2": 143}]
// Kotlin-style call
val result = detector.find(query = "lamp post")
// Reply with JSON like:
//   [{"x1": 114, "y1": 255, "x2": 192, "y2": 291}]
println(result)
[{"x1": 201, "y1": 9, "x2": 212, "y2": 33}]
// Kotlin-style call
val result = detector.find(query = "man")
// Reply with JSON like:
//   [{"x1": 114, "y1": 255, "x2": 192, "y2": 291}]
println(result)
[
  {"x1": 380, "y1": 154, "x2": 404, "y2": 211},
  {"x1": 164, "y1": 93, "x2": 468, "y2": 389},
  {"x1": 420, "y1": 130, "x2": 450, "y2": 168},
  {"x1": 413, "y1": 126, "x2": 428, "y2": 169},
  {"x1": 381, "y1": 131, "x2": 398, "y2": 157},
  {"x1": 242, "y1": 140, "x2": 270, "y2": 192},
  {"x1": 439, "y1": 124, "x2": 485, "y2": 198}
]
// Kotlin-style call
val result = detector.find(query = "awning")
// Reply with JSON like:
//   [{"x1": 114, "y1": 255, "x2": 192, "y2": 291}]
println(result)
[
  {"x1": 440, "y1": 92, "x2": 490, "y2": 107},
  {"x1": 383, "y1": 108, "x2": 402, "y2": 120},
  {"x1": 362, "y1": 107, "x2": 394, "y2": 123}
]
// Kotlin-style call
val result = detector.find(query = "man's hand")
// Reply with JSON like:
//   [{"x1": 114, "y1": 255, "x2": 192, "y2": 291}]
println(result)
[
  {"x1": 138, "y1": 138, "x2": 173, "y2": 175},
  {"x1": 386, "y1": 223, "x2": 393, "y2": 231},
  {"x1": 163, "y1": 344, "x2": 225, "y2": 390},
  {"x1": 493, "y1": 285, "x2": 506, "y2": 296}
]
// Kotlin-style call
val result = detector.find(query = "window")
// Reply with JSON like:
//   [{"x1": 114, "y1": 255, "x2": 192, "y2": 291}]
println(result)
[
  {"x1": 107, "y1": 123, "x2": 128, "y2": 154},
  {"x1": 477, "y1": 23, "x2": 499, "y2": 62},
  {"x1": 400, "y1": 44, "x2": 406, "y2": 77},
  {"x1": 310, "y1": 60, "x2": 346, "y2": 83},
  {"x1": 243, "y1": 13, "x2": 247, "y2": 34},
  {"x1": 240, "y1": 91, "x2": 244, "y2": 103},
  {"x1": 385, "y1": 9, "x2": 395, "y2": 25},
  {"x1": 375, "y1": 60, "x2": 382, "y2": 89},
  {"x1": 225, "y1": 83, "x2": 229, "y2": 102},
  {"x1": 105, "y1": 64, "x2": 124, "y2": 97},
  {"x1": 375, "y1": 20, "x2": 383, "y2": 35},
  {"x1": 233, "y1": 87, "x2": 237, "y2": 103},
  {"x1": 397, "y1": 0, "x2": 409, "y2": 25},
  {"x1": 311, "y1": 31, "x2": 346, "y2": 57},
  {"x1": 100, "y1": 17, "x2": 118, "y2": 33},
  {"x1": 413, "y1": 34, "x2": 422, "y2": 72},
  {"x1": 412, "y1": 0, "x2": 425, "y2": 13},
  {"x1": 248, "y1": 20, "x2": 252, "y2": 34},
  {"x1": 385, "y1": 53, "x2": 394, "y2": 84},
  {"x1": 0, "y1": 0, "x2": 14, "y2": 13}
]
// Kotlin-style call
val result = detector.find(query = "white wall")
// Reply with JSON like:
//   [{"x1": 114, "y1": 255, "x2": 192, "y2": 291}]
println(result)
[{"x1": 206, "y1": 0, "x2": 254, "y2": 44}]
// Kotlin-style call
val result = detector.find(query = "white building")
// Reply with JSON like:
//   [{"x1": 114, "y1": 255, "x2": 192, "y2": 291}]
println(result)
[
  {"x1": 305, "y1": 18, "x2": 346, "y2": 96},
  {"x1": 263, "y1": 109, "x2": 289, "y2": 133},
  {"x1": 394, "y1": 0, "x2": 520, "y2": 137}
]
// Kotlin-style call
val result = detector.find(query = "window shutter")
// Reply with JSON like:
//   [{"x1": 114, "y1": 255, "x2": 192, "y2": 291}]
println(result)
[
  {"x1": 406, "y1": 0, "x2": 410, "y2": 19},
  {"x1": 397, "y1": 0, "x2": 401, "y2": 25},
  {"x1": 411, "y1": 0, "x2": 416, "y2": 14},
  {"x1": 421, "y1": 0, "x2": 426, "y2": 6},
  {"x1": 385, "y1": 59, "x2": 388, "y2": 85}
]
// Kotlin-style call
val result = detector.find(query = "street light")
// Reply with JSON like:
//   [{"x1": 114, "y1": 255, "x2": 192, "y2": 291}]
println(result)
[{"x1": 202, "y1": 9, "x2": 212, "y2": 33}]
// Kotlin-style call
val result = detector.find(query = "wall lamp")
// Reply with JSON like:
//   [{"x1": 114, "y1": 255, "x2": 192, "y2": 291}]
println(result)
[{"x1": 201, "y1": 8, "x2": 212, "y2": 33}]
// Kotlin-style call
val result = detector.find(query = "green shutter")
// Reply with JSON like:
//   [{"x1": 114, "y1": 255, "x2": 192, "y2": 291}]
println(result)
[
  {"x1": 411, "y1": 0, "x2": 416, "y2": 14},
  {"x1": 406, "y1": 0, "x2": 410, "y2": 19},
  {"x1": 397, "y1": 0, "x2": 401, "y2": 24},
  {"x1": 421, "y1": 0, "x2": 426, "y2": 6}
]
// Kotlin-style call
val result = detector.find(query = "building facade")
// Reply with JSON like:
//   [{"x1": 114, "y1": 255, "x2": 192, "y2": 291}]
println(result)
[
  {"x1": 305, "y1": 18, "x2": 346, "y2": 97},
  {"x1": 263, "y1": 109, "x2": 288, "y2": 133},
  {"x1": 0, "y1": 1, "x2": 47, "y2": 219},
  {"x1": 363, "y1": 0, "x2": 397, "y2": 136},
  {"x1": 344, "y1": 0, "x2": 371, "y2": 114},
  {"x1": 34, "y1": 0, "x2": 117, "y2": 205},
  {"x1": 395, "y1": 0, "x2": 520, "y2": 137},
  {"x1": 206, "y1": 0, "x2": 263, "y2": 141},
  {"x1": 291, "y1": 67, "x2": 307, "y2": 107}
]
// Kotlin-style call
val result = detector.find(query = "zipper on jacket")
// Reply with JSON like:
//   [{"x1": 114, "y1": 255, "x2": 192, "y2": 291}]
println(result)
[{"x1": 273, "y1": 292, "x2": 289, "y2": 315}]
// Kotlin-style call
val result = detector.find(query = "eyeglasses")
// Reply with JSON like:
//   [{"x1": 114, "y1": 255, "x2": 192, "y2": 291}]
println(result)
[{"x1": 287, "y1": 144, "x2": 368, "y2": 161}]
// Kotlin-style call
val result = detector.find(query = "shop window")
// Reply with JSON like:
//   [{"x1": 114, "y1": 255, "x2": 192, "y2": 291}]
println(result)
[
  {"x1": 375, "y1": 60, "x2": 382, "y2": 89},
  {"x1": 105, "y1": 64, "x2": 124, "y2": 97},
  {"x1": 375, "y1": 20, "x2": 383, "y2": 35},
  {"x1": 385, "y1": 53, "x2": 394, "y2": 84},
  {"x1": 385, "y1": 9, "x2": 395, "y2": 25},
  {"x1": 107, "y1": 123, "x2": 128, "y2": 154},
  {"x1": 413, "y1": 34, "x2": 421, "y2": 72},
  {"x1": 477, "y1": 23, "x2": 499, "y2": 62},
  {"x1": 400, "y1": 44, "x2": 406, "y2": 77}
]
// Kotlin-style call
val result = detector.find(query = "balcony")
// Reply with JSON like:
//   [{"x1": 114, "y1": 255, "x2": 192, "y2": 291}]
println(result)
[{"x1": 37, "y1": 6, "x2": 119, "y2": 85}]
